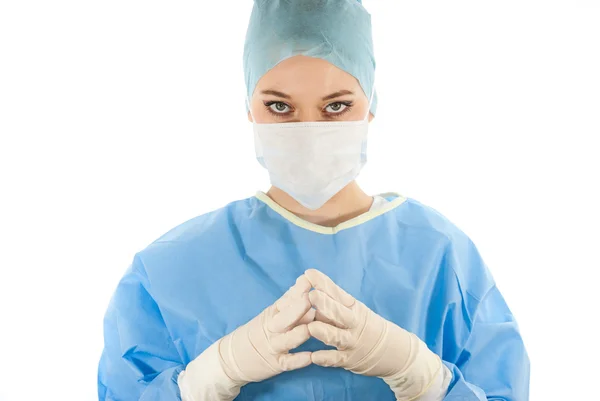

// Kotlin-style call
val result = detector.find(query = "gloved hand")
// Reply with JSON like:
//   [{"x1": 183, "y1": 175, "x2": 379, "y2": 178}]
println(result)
[
  {"x1": 304, "y1": 269, "x2": 444, "y2": 401},
  {"x1": 178, "y1": 275, "x2": 316, "y2": 401}
]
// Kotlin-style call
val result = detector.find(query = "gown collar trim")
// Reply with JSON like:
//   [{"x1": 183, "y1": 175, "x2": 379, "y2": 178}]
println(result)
[{"x1": 254, "y1": 191, "x2": 407, "y2": 235}]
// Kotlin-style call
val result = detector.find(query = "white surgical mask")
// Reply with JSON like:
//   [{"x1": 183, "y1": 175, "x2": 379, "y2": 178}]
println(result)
[{"x1": 249, "y1": 88, "x2": 374, "y2": 211}]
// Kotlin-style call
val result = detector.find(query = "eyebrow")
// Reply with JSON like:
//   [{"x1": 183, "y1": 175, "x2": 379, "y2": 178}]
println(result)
[
  {"x1": 260, "y1": 89, "x2": 356, "y2": 101},
  {"x1": 260, "y1": 90, "x2": 291, "y2": 99},
  {"x1": 322, "y1": 90, "x2": 355, "y2": 101}
]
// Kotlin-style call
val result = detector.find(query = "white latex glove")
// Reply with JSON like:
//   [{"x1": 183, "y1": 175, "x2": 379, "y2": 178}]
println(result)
[
  {"x1": 178, "y1": 275, "x2": 316, "y2": 401},
  {"x1": 304, "y1": 269, "x2": 445, "y2": 401}
]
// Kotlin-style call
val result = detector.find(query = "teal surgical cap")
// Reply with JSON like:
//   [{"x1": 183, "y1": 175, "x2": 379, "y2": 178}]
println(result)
[{"x1": 244, "y1": 0, "x2": 378, "y2": 115}]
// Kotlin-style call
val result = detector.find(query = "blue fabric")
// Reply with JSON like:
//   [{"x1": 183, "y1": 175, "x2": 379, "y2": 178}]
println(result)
[
  {"x1": 244, "y1": 0, "x2": 378, "y2": 115},
  {"x1": 98, "y1": 195, "x2": 529, "y2": 400}
]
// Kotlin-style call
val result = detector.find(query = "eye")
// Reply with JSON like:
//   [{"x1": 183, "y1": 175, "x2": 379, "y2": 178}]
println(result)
[
  {"x1": 325, "y1": 102, "x2": 349, "y2": 114},
  {"x1": 267, "y1": 102, "x2": 291, "y2": 114}
]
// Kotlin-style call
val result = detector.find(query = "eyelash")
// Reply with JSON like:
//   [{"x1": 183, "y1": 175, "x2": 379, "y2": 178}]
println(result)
[{"x1": 263, "y1": 101, "x2": 354, "y2": 118}]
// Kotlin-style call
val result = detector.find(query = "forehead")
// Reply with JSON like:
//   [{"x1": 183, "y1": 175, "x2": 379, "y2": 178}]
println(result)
[{"x1": 254, "y1": 56, "x2": 363, "y2": 96}]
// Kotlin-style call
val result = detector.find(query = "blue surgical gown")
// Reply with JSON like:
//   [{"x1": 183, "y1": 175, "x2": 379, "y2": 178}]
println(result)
[{"x1": 98, "y1": 193, "x2": 529, "y2": 400}]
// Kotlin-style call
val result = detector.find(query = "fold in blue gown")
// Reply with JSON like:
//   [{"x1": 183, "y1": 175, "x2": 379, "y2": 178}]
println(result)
[{"x1": 98, "y1": 193, "x2": 529, "y2": 400}]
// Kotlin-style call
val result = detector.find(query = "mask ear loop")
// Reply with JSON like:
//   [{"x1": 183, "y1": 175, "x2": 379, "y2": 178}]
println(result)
[{"x1": 364, "y1": 82, "x2": 376, "y2": 121}]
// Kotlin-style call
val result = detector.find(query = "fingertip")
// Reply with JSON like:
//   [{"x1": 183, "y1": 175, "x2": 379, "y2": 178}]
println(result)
[
  {"x1": 310, "y1": 351, "x2": 328, "y2": 367},
  {"x1": 306, "y1": 320, "x2": 320, "y2": 336},
  {"x1": 295, "y1": 275, "x2": 312, "y2": 292},
  {"x1": 301, "y1": 293, "x2": 312, "y2": 312},
  {"x1": 297, "y1": 352, "x2": 313, "y2": 369},
  {"x1": 281, "y1": 352, "x2": 312, "y2": 371},
  {"x1": 304, "y1": 269, "x2": 320, "y2": 282},
  {"x1": 295, "y1": 323, "x2": 310, "y2": 339},
  {"x1": 306, "y1": 307, "x2": 316, "y2": 321},
  {"x1": 298, "y1": 307, "x2": 316, "y2": 325}
]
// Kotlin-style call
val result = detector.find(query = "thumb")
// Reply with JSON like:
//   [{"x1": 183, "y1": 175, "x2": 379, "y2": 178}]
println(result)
[{"x1": 311, "y1": 350, "x2": 348, "y2": 368}]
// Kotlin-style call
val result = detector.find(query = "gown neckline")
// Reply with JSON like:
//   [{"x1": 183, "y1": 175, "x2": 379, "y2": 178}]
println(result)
[{"x1": 254, "y1": 191, "x2": 407, "y2": 235}]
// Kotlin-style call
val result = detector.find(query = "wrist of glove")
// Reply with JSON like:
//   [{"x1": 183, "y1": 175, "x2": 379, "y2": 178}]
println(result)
[
  {"x1": 379, "y1": 325, "x2": 444, "y2": 400},
  {"x1": 178, "y1": 340, "x2": 244, "y2": 401}
]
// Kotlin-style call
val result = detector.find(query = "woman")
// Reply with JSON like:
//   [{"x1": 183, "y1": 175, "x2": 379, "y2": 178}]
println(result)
[{"x1": 98, "y1": 1, "x2": 529, "y2": 400}]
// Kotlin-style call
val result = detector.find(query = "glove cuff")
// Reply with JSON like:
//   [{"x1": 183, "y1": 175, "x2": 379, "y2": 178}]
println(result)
[
  {"x1": 178, "y1": 340, "x2": 245, "y2": 401},
  {"x1": 382, "y1": 333, "x2": 444, "y2": 401}
]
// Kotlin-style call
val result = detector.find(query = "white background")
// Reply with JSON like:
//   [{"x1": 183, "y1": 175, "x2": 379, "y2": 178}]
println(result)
[{"x1": 1, "y1": 1, "x2": 599, "y2": 400}]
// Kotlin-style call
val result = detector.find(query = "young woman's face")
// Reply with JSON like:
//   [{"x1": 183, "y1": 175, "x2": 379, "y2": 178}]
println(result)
[{"x1": 249, "y1": 55, "x2": 373, "y2": 124}]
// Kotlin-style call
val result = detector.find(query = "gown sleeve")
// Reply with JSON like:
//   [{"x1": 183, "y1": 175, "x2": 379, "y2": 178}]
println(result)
[
  {"x1": 98, "y1": 254, "x2": 184, "y2": 401},
  {"x1": 440, "y1": 236, "x2": 530, "y2": 400}
]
